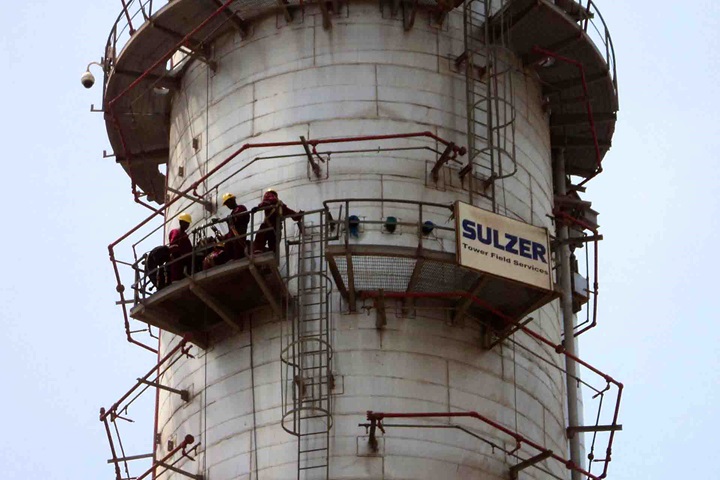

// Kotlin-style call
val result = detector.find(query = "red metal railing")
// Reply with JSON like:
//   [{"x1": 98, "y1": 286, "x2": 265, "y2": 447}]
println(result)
[
  {"x1": 360, "y1": 290, "x2": 622, "y2": 479},
  {"x1": 577, "y1": 0, "x2": 618, "y2": 104},
  {"x1": 100, "y1": 336, "x2": 195, "y2": 480},
  {"x1": 108, "y1": 131, "x2": 465, "y2": 352},
  {"x1": 533, "y1": 46, "x2": 603, "y2": 189}
]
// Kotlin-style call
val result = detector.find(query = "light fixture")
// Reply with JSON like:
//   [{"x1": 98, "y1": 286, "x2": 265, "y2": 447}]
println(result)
[{"x1": 421, "y1": 220, "x2": 435, "y2": 236}]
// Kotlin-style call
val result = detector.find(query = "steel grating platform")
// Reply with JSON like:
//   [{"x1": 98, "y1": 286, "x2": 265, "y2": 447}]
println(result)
[{"x1": 326, "y1": 244, "x2": 559, "y2": 333}]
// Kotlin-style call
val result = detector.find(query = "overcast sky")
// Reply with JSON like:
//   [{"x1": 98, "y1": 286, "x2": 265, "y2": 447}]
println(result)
[{"x1": 0, "y1": 1, "x2": 717, "y2": 479}]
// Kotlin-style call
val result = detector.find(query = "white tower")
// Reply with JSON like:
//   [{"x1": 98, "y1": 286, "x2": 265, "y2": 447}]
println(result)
[{"x1": 93, "y1": 1, "x2": 623, "y2": 479}]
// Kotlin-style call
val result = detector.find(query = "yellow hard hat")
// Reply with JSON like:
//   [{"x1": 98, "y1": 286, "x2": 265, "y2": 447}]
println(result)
[
  {"x1": 178, "y1": 212, "x2": 192, "y2": 224},
  {"x1": 222, "y1": 192, "x2": 235, "y2": 205},
  {"x1": 265, "y1": 188, "x2": 278, "y2": 195}
]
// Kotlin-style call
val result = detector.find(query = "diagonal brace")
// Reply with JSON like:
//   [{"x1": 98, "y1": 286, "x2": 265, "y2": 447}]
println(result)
[{"x1": 137, "y1": 378, "x2": 190, "y2": 402}]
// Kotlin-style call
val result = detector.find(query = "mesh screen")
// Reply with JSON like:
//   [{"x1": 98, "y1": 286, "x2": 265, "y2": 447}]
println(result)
[{"x1": 412, "y1": 260, "x2": 481, "y2": 293}]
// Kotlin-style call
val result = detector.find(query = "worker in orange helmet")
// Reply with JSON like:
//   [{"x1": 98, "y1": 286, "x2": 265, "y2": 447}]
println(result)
[
  {"x1": 221, "y1": 192, "x2": 249, "y2": 259},
  {"x1": 168, "y1": 212, "x2": 193, "y2": 282},
  {"x1": 252, "y1": 189, "x2": 303, "y2": 253}
]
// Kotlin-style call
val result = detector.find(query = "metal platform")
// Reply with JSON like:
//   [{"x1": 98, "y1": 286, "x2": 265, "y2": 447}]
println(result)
[
  {"x1": 326, "y1": 244, "x2": 558, "y2": 334},
  {"x1": 100, "y1": 0, "x2": 617, "y2": 203},
  {"x1": 129, "y1": 253, "x2": 286, "y2": 344},
  {"x1": 494, "y1": 0, "x2": 618, "y2": 176}
]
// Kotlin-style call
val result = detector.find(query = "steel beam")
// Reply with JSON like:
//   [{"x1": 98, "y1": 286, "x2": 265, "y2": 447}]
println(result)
[
  {"x1": 156, "y1": 461, "x2": 203, "y2": 480},
  {"x1": 113, "y1": 69, "x2": 181, "y2": 90},
  {"x1": 319, "y1": 0, "x2": 332, "y2": 30},
  {"x1": 248, "y1": 263, "x2": 282, "y2": 318},
  {"x1": 567, "y1": 424, "x2": 622, "y2": 438},
  {"x1": 509, "y1": 450, "x2": 554, "y2": 480},
  {"x1": 301, "y1": 135, "x2": 322, "y2": 178},
  {"x1": 188, "y1": 280, "x2": 243, "y2": 332},
  {"x1": 209, "y1": 0, "x2": 250, "y2": 37},
  {"x1": 402, "y1": 0, "x2": 418, "y2": 31},
  {"x1": 431, "y1": 143, "x2": 455, "y2": 182},
  {"x1": 453, "y1": 275, "x2": 489, "y2": 324},
  {"x1": 137, "y1": 378, "x2": 190, "y2": 402},
  {"x1": 276, "y1": 0, "x2": 294, "y2": 23}
]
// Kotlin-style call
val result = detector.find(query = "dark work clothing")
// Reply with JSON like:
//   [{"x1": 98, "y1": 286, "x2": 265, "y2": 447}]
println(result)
[
  {"x1": 146, "y1": 245, "x2": 170, "y2": 290},
  {"x1": 252, "y1": 200, "x2": 301, "y2": 253},
  {"x1": 169, "y1": 228, "x2": 192, "y2": 282},
  {"x1": 226, "y1": 205, "x2": 249, "y2": 259}
]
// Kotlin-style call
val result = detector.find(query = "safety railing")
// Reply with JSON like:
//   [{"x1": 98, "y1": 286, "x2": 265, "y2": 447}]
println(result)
[
  {"x1": 106, "y1": 131, "x2": 464, "y2": 352},
  {"x1": 577, "y1": 0, "x2": 618, "y2": 107},
  {"x1": 102, "y1": 0, "x2": 156, "y2": 92},
  {"x1": 322, "y1": 198, "x2": 457, "y2": 254},
  {"x1": 100, "y1": 336, "x2": 198, "y2": 480},
  {"x1": 130, "y1": 205, "x2": 281, "y2": 301},
  {"x1": 359, "y1": 290, "x2": 622, "y2": 480}
]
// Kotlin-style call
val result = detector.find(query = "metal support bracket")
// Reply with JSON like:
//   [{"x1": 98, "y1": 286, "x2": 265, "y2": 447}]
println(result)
[
  {"x1": 375, "y1": 290, "x2": 387, "y2": 329},
  {"x1": 137, "y1": 378, "x2": 190, "y2": 402},
  {"x1": 156, "y1": 461, "x2": 204, "y2": 480},
  {"x1": 107, "y1": 453, "x2": 154, "y2": 464},
  {"x1": 167, "y1": 187, "x2": 214, "y2": 212},
  {"x1": 276, "y1": 0, "x2": 294, "y2": 23},
  {"x1": 509, "y1": 450, "x2": 554, "y2": 480},
  {"x1": 402, "y1": 0, "x2": 419, "y2": 30},
  {"x1": 487, "y1": 316, "x2": 535, "y2": 349},
  {"x1": 319, "y1": 0, "x2": 332, "y2": 30},
  {"x1": 209, "y1": 0, "x2": 250, "y2": 38},
  {"x1": 189, "y1": 280, "x2": 243, "y2": 332},
  {"x1": 150, "y1": 22, "x2": 214, "y2": 67},
  {"x1": 453, "y1": 276, "x2": 489, "y2": 324},
  {"x1": 300, "y1": 135, "x2": 322, "y2": 178},
  {"x1": 567, "y1": 424, "x2": 622, "y2": 438},
  {"x1": 248, "y1": 263, "x2": 282, "y2": 318},
  {"x1": 430, "y1": 143, "x2": 455, "y2": 183},
  {"x1": 345, "y1": 252, "x2": 357, "y2": 312}
]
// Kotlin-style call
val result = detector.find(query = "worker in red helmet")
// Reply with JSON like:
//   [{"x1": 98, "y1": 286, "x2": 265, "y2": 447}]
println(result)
[
  {"x1": 252, "y1": 189, "x2": 303, "y2": 253},
  {"x1": 168, "y1": 213, "x2": 193, "y2": 282},
  {"x1": 221, "y1": 192, "x2": 249, "y2": 259}
]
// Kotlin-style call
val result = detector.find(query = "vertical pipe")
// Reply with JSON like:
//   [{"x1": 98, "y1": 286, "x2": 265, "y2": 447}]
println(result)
[{"x1": 553, "y1": 149, "x2": 583, "y2": 479}]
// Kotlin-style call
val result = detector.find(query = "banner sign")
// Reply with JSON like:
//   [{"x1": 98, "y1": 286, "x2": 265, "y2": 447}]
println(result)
[{"x1": 455, "y1": 202, "x2": 553, "y2": 291}]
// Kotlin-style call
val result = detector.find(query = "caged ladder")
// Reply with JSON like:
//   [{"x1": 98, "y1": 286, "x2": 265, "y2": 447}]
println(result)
[{"x1": 281, "y1": 209, "x2": 334, "y2": 479}]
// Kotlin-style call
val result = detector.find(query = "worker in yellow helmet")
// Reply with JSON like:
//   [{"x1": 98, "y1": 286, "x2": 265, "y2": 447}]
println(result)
[
  {"x1": 252, "y1": 189, "x2": 303, "y2": 254},
  {"x1": 168, "y1": 212, "x2": 193, "y2": 282},
  {"x1": 221, "y1": 192, "x2": 249, "y2": 259}
]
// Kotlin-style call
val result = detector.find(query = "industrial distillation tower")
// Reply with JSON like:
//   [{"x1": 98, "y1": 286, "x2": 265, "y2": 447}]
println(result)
[{"x1": 89, "y1": 0, "x2": 623, "y2": 479}]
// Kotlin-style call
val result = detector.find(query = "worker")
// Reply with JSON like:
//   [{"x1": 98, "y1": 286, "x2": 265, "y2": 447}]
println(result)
[
  {"x1": 252, "y1": 189, "x2": 303, "y2": 253},
  {"x1": 145, "y1": 245, "x2": 170, "y2": 291},
  {"x1": 168, "y1": 212, "x2": 193, "y2": 282},
  {"x1": 221, "y1": 192, "x2": 249, "y2": 260}
]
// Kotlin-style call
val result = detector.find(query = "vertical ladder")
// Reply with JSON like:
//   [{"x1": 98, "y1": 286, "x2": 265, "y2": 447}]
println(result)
[
  {"x1": 463, "y1": 0, "x2": 517, "y2": 212},
  {"x1": 281, "y1": 211, "x2": 334, "y2": 480}
]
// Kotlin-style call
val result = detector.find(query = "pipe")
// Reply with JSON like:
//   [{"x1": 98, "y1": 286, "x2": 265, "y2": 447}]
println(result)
[
  {"x1": 552, "y1": 211, "x2": 600, "y2": 337},
  {"x1": 100, "y1": 336, "x2": 190, "y2": 421},
  {"x1": 554, "y1": 151, "x2": 583, "y2": 480},
  {"x1": 366, "y1": 411, "x2": 600, "y2": 480},
  {"x1": 100, "y1": 407, "x2": 123, "y2": 480},
  {"x1": 135, "y1": 434, "x2": 196, "y2": 480},
  {"x1": 151, "y1": 336, "x2": 162, "y2": 480},
  {"x1": 360, "y1": 289, "x2": 622, "y2": 478},
  {"x1": 108, "y1": 132, "x2": 461, "y2": 351}
]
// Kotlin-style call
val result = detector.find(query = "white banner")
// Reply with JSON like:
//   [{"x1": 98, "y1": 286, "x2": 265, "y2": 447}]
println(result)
[{"x1": 456, "y1": 202, "x2": 553, "y2": 291}]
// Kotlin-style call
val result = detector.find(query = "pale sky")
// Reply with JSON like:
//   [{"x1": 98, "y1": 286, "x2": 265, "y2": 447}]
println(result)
[{"x1": 0, "y1": 1, "x2": 717, "y2": 478}]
